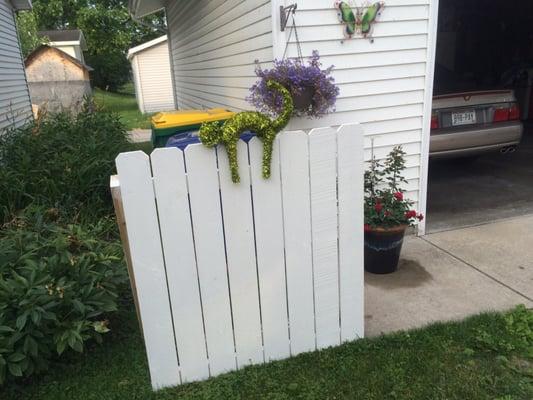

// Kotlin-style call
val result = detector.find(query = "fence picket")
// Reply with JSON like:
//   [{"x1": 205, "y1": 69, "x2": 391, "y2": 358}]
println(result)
[
  {"x1": 184, "y1": 143, "x2": 236, "y2": 376},
  {"x1": 150, "y1": 148, "x2": 210, "y2": 383},
  {"x1": 337, "y1": 124, "x2": 365, "y2": 341},
  {"x1": 279, "y1": 131, "x2": 316, "y2": 355},
  {"x1": 309, "y1": 127, "x2": 341, "y2": 349},
  {"x1": 248, "y1": 136, "x2": 291, "y2": 361},
  {"x1": 218, "y1": 141, "x2": 263, "y2": 367},
  {"x1": 115, "y1": 151, "x2": 180, "y2": 389}
]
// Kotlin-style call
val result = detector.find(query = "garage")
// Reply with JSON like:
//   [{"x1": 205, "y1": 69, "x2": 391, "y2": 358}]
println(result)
[{"x1": 426, "y1": 0, "x2": 533, "y2": 232}]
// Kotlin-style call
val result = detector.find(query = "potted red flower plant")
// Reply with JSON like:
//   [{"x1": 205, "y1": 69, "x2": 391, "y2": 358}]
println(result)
[{"x1": 364, "y1": 146, "x2": 423, "y2": 274}]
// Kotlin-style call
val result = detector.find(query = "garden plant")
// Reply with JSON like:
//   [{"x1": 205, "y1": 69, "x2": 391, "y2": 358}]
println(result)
[
  {"x1": 247, "y1": 50, "x2": 339, "y2": 118},
  {"x1": 364, "y1": 146, "x2": 423, "y2": 273},
  {"x1": 0, "y1": 100, "x2": 130, "y2": 383}
]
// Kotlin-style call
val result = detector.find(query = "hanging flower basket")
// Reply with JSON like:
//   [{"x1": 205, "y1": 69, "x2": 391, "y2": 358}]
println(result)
[
  {"x1": 247, "y1": 51, "x2": 339, "y2": 119},
  {"x1": 291, "y1": 85, "x2": 315, "y2": 113}
]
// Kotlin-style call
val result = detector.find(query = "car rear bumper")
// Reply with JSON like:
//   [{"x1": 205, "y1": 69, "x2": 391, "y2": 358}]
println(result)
[{"x1": 429, "y1": 121, "x2": 523, "y2": 157}]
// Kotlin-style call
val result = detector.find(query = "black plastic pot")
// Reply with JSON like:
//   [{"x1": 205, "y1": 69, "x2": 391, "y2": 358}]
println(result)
[
  {"x1": 364, "y1": 225, "x2": 407, "y2": 274},
  {"x1": 292, "y1": 86, "x2": 315, "y2": 112}
]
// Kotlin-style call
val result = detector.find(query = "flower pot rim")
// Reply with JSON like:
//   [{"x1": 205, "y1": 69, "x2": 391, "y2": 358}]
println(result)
[{"x1": 365, "y1": 224, "x2": 408, "y2": 234}]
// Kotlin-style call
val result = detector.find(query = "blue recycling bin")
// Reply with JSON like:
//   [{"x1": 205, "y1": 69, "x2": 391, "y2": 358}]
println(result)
[{"x1": 165, "y1": 131, "x2": 257, "y2": 150}]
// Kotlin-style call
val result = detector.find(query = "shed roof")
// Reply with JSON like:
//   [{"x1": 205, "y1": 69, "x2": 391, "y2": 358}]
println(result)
[
  {"x1": 10, "y1": 0, "x2": 32, "y2": 11},
  {"x1": 128, "y1": 0, "x2": 165, "y2": 18},
  {"x1": 37, "y1": 29, "x2": 88, "y2": 51},
  {"x1": 25, "y1": 45, "x2": 93, "y2": 72},
  {"x1": 127, "y1": 35, "x2": 167, "y2": 60}
]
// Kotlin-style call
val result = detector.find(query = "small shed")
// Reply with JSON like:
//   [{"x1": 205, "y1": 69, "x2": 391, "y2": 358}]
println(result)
[
  {"x1": 25, "y1": 45, "x2": 93, "y2": 112},
  {"x1": 128, "y1": 35, "x2": 175, "y2": 114},
  {"x1": 37, "y1": 29, "x2": 88, "y2": 63},
  {"x1": 0, "y1": 0, "x2": 33, "y2": 131}
]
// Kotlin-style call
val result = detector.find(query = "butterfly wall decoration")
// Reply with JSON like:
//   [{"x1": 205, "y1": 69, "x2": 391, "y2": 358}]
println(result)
[{"x1": 335, "y1": 1, "x2": 385, "y2": 40}]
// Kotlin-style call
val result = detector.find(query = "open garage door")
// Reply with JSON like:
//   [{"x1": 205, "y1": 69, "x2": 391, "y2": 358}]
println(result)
[{"x1": 426, "y1": 0, "x2": 533, "y2": 232}]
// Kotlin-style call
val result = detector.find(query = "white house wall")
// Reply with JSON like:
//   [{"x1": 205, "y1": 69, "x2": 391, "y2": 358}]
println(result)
[
  {"x1": 0, "y1": 0, "x2": 32, "y2": 131},
  {"x1": 278, "y1": 0, "x2": 436, "y2": 208},
  {"x1": 164, "y1": 0, "x2": 439, "y2": 223},
  {"x1": 134, "y1": 41, "x2": 175, "y2": 113},
  {"x1": 165, "y1": 0, "x2": 273, "y2": 110}
]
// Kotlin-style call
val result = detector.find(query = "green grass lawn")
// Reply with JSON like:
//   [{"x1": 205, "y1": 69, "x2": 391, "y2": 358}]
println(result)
[
  {"x1": 1, "y1": 306, "x2": 531, "y2": 400},
  {"x1": 93, "y1": 83, "x2": 154, "y2": 130}
]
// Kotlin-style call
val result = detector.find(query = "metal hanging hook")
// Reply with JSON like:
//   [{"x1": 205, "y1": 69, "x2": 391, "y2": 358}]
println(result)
[{"x1": 280, "y1": 3, "x2": 297, "y2": 31}]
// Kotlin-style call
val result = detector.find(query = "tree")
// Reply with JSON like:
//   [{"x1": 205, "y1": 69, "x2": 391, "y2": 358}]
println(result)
[
  {"x1": 16, "y1": 0, "x2": 165, "y2": 91},
  {"x1": 15, "y1": 11, "x2": 48, "y2": 57}
]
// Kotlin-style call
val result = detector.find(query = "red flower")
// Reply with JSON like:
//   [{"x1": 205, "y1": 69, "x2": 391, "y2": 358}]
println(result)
[
  {"x1": 393, "y1": 192, "x2": 403, "y2": 201},
  {"x1": 374, "y1": 202, "x2": 383, "y2": 213},
  {"x1": 405, "y1": 210, "x2": 417, "y2": 219},
  {"x1": 384, "y1": 210, "x2": 391, "y2": 217},
  {"x1": 417, "y1": 213, "x2": 424, "y2": 221},
  {"x1": 364, "y1": 224, "x2": 371, "y2": 232}
]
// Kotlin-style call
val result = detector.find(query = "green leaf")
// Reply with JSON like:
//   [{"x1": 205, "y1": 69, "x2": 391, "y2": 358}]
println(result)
[
  {"x1": 16, "y1": 313, "x2": 28, "y2": 330},
  {"x1": 0, "y1": 326, "x2": 14, "y2": 333},
  {"x1": 71, "y1": 339, "x2": 83, "y2": 353},
  {"x1": 8, "y1": 352, "x2": 25, "y2": 363},
  {"x1": 56, "y1": 340, "x2": 66, "y2": 355},
  {"x1": 30, "y1": 309, "x2": 41, "y2": 325},
  {"x1": 8, "y1": 362, "x2": 23, "y2": 377},
  {"x1": 72, "y1": 299, "x2": 85, "y2": 314},
  {"x1": 24, "y1": 336, "x2": 39, "y2": 357}
]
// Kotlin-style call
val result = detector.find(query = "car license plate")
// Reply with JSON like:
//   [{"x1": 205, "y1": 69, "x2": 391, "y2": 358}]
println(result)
[{"x1": 451, "y1": 111, "x2": 476, "y2": 126}]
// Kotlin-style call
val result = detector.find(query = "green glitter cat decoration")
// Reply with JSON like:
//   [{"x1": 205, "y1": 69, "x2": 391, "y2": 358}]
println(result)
[{"x1": 199, "y1": 80, "x2": 293, "y2": 183}]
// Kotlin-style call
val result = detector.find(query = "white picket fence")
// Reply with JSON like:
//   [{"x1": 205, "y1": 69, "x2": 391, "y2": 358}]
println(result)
[{"x1": 114, "y1": 124, "x2": 365, "y2": 389}]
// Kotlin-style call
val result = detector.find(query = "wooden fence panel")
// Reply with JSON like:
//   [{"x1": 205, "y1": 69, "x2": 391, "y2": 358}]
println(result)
[
  {"x1": 150, "y1": 148, "x2": 210, "y2": 383},
  {"x1": 338, "y1": 124, "x2": 365, "y2": 341},
  {"x1": 279, "y1": 132, "x2": 316, "y2": 355},
  {"x1": 248, "y1": 136, "x2": 291, "y2": 361},
  {"x1": 114, "y1": 125, "x2": 365, "y2": 390},
  {"x1": 184, "y1": 144, "x2": 236, "y2": 376},
  {"x1": 115, "y1": 152, "x2": 180, "y2": 389},
  {"x1": 218, "y1": 141, "x2": 264, "y2": 367},
  {"x1": 309, "y1": 127, "x2": 341, "y2": 349}
]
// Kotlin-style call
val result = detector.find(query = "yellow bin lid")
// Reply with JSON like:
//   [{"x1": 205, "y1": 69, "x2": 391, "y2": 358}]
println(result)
[{"x1": 151, "y1": 108, "x2": 235, "y2": 129}]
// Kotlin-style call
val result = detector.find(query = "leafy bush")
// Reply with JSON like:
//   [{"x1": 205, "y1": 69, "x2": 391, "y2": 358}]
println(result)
[
  {"x1": 0, "y1": 207, "x2": 128, "y2": 383},
  {"x1": 0, "y1": 102, "x2": 133, "y2": 223}
]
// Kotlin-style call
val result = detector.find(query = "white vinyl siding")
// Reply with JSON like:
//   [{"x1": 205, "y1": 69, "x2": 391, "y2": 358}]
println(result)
[
  {"x1": 280, "y1": 0, "x2": 433, "y2": 204},
  {"x1": 131, "y1": 40, "x2": 175, "y2": 113},
  {"x1": 0, "y1": 0, "x2": 32, "y2": 131},
  {"x1": 163, "y1": 0, "x2": 437, "y2": 210},
  {"x1": 165, "y1": 0, "x2": 273, "y2": 111}
]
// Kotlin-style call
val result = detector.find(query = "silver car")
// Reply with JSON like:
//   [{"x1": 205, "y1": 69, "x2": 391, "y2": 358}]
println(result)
[{"x1": 430, "y1": 90, "x2": 523, "y2": 157}]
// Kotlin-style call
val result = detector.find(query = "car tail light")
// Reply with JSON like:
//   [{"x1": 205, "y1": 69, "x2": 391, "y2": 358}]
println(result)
[
  {"x1": 493, "y1": 103, "x2": 520, "y2": 122},
  {"x1": 430, "y1": 113, "x2": 439, "y2": 129},
  {"x1": 493, "y1": 108, "x2": 509, "y2": 122},
  {"x1": 509, "y1": 104, "x2": 520, "y2": 120}
]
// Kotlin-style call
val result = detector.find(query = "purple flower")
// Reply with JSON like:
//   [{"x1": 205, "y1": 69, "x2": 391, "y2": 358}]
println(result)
[{"x1": 247, "y1": 51, "x2": 339, "y2": 118}]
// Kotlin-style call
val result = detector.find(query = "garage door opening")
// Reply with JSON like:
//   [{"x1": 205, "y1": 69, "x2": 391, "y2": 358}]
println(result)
[{"x1": 426, "y1": 0, "x2": 533, "y2": 232}]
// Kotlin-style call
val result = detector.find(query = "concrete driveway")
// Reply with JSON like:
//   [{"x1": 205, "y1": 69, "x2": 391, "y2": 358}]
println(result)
[
  {"x1": 365, "y1": 215, "x2": 533, "y2": 337},
  {"x1": 427, "y1": 129, "x2": 533, "y2": 233}
]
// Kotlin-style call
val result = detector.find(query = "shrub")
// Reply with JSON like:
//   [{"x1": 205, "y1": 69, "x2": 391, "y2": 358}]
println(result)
[
  {"x1": 0, "y1": 207, "x2": 128, "y2": 383},
  {"x1": 0, "y1": 102, "x2": 133, "y2": 223}
]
